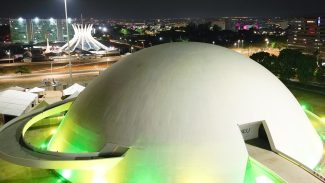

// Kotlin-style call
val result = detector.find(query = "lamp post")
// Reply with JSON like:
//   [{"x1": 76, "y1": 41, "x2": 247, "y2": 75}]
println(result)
[
  {"x1": 265, "y1": 38, "x2": 269, "y2": 50},
  {"x1": 6, "y1": 50, "x2": 11, "y2": 63},
  {"x1": 64, "y1": 0, "x2": 72, "y2": 85},
  {"x1": 51, "y1": 60, "x2": 53, "y2": 75}
]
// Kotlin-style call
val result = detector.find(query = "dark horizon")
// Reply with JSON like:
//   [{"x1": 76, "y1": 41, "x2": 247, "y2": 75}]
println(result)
[{"x1": 0, "y1": 0, "x2": 325, "y2": 19}]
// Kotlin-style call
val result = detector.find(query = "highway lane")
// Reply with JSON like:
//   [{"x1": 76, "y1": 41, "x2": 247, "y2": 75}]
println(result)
[{"x1": 0, "y1": 56, "x2": 121, "y2": 68}]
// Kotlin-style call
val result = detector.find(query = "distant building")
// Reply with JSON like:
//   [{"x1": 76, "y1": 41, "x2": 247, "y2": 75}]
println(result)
[
  {"x1": 287, "y1": 17, "x2": 325, "y2": 57},
  {"x1": 318, "y1": 17, "x2": 325, "y2": 57},
  {"x1": 270, "y1": 19, "x2": 289, "y2": 30},
  {"x1": 0, "y1": 18, "x2": 10, "y2": 42},
  {"x1": 257, "y1": 18, "x2": 287, "y2": 36},
  {"x1": 9, "y1": 18, "x2": 75, "y2": 44},
  {"x1": 59, "y1": 24, "x2": 116, "y2": 52},
  {"x1": 225, "y1": 18, "x2": 238, "y2": 31},
  {"x1": 0, "y1": 18, "x2": 9, "y2": 26},
  {"x1": 225, "y1": 17, "x2": 259, "y2": 31},
  {"x1": 211, "y1": 19, "x2": 226, "y2": 30},
  {"x1": 0, "y1": 89, "x2": 38, "y2": 123}
]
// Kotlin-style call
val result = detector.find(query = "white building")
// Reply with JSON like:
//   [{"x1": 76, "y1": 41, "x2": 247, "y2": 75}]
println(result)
[
  {"x1": 63, "y1": 83, "x2": 85, "y2": 96},
  {"x1": 0, "y1": 90, "x2": 37, "y2": 123},
  {"x1": 59, "y1": 24, "x2": 115, "y2": 52},
  {"x1": 48, "y1": 43, "x2": 322, "y2": 182}
]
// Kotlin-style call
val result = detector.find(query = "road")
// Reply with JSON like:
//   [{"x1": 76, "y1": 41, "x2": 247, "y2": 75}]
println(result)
[
  {"x1": 0, "y1": 56, "x2": 121, "y2": 67},
  {"x1": 0, "y1": 70, "x2": 100, "y2": 91},
  {"x1": 0, "y1": 56, "x2": 122, "y2": 90}
]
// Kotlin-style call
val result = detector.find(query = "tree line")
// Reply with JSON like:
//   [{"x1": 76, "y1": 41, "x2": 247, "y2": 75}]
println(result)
[{"x1": 250, "y1": 49, "x2": 325, "y2": 83}]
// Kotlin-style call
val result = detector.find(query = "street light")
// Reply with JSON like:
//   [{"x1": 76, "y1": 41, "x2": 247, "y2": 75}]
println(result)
[
  {"x1": 64, "y1": 0, "x2": 72, "y2": 85},
  {"x1": 67, "y1": 18, "x2": 72, "y2": 24},
  {"x1": 6, "y1": 50, "x2": 11, "y2": 63},
  {"x1": 49, "y1": 18, "x2": 55, "y2": 25},
  {"x1": 34, "y1": 17, "x2": 40, "y2": 23},
  {"x1": 18, "y1": 17, "x2": 24, "y2": 23},
  {"x1": 265, "y1": 38, "x2": 269, "y2": 50}
]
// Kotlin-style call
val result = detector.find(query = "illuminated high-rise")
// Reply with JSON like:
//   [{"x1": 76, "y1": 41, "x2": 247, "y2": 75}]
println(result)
[
  {"x1": 9, "y1": 18, "x2": 74, "y2": 43},
  {"x1": 287, "y1": 17, "x2": 325, "y2": 57}
]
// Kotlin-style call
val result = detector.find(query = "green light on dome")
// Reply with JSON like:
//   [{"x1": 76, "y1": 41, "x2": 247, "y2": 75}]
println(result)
[
  {"x1": 62, "y1": 169, "x2": 72, "y2": 179},
  {"x1": 320, "y1": 117, "x2": 325, "y2": 123},
  {"x1": 92, "y1": 176, "x2": 107, "y2": 183},
  {"x1": 244, "y1": 157, "x2": 285, "y2": 183},
  {"x1": 51, "y1": 129, "x2": 57, "y2": 135},
  {"x1": 40, "y1": 143, "x2": 47, "y2": 149},
  {"x1": 321, "y1": 135, "x2": 325, "y2": 141},
  {"x1": 315, "y1": 165, "x2": 322, "y2": 172},
  {"x1": 301, "y1": 105, "x2": 307, "y2": 110}
]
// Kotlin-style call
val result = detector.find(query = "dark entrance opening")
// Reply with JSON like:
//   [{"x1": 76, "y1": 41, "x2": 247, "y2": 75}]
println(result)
[
  {"x1": 4, "y1": 114, "x2": 16, "y2": 124},
  {"x1": 238, "y1": 121, "x2": 272, "y2": 151},
  {"x1": 246, "y1": 124, "x2": 271, "y2": 150}
]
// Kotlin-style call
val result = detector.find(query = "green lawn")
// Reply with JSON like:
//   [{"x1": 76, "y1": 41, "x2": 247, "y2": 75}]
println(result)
[{"x1": 290, "y1": 88, "x2": 325, "y2": 117}]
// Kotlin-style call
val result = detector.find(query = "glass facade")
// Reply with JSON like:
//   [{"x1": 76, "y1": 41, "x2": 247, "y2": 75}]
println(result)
[
  {"x1": 31, "y1": 18, "x2": 58, "y2": 43},
  {"x1": 59, "y1": 19, "x2": 75, "y2": 42},
  {"x1": 10, "y1": 18, "x2": 29, "y2": 43},
  {"x1": 10, "y1": 18, "x2": 75, "y2": 44}
]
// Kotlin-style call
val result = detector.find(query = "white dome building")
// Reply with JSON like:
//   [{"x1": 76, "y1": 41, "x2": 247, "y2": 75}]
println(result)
[{"x1": 47, "y1": 42, "x2": 323, "y2": 182}]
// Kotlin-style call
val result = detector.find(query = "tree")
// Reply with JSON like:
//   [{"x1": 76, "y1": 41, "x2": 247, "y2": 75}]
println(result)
[
  {"x1": 185, "y1": 22, "x2": 197, "y2": 35},
  {"x1": 120, "y1": 28, "x2": 130, "y2": 36},
  {"x1": 296, "y1": 55, "x2": 317, "y2": 82},
  {"x1": 278, "y1": 49, "x2": 301, "y2": 80},
  {"x1": 250, "y1": 52, "x2": 271, "y2": 64},
  {"x1": 15, "y1": 66, "x2": 31, "y2": 74},
  {"x1": 250, "y1": 52, "x2": 279, "y2": 75},
  {"x1": 212, "y1": 25, "x2": 222, "y2": 32},
  {"x1": 315, "y1": 67, "x2": 325, "y2": 83}
]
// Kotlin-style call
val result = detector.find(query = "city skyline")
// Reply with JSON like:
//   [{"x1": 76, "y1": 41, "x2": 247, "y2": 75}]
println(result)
[{"x1": 1, "y1": 0, "x2": 325, "y2": 19}]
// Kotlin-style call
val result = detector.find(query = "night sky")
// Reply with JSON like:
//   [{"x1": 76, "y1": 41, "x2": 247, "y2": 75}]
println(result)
[{"x1": 1, "y1": 0, "x2": 325, "y2": 19}]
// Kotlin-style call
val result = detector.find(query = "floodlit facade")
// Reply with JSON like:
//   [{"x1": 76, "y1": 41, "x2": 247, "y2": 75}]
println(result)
[
  {"x1": 52, "y1": 43, "x2": 322, "y2": 182},
  {"x1": 10, "y1": 18, "x2": 29, "y2": 43},
  {"x1": 0, "y1": 43, "x2": 323, "y2": 183},
  {"x1": 10, "y1": 18, "x2": 74, "y2": 43},
  {"x1": 287, "y1": 17, "x2": 325, "y2": 57},
  {"x1": 59, "y1": 24, "x2": 113, "y2": 52}
]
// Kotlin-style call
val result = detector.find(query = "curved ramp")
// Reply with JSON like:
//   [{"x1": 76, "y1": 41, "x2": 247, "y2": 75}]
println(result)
[
  {"x1": 246, "y1": 144, "x2": 322, "y2": 183},
  {"x1": 0, "y1": 100, "x2": 123, "y2": 170}
]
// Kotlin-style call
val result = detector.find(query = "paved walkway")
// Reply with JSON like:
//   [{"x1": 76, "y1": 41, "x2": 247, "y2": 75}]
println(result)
[{"x1": 246, "y1": 144, "x2": 322, "y2": 183}]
